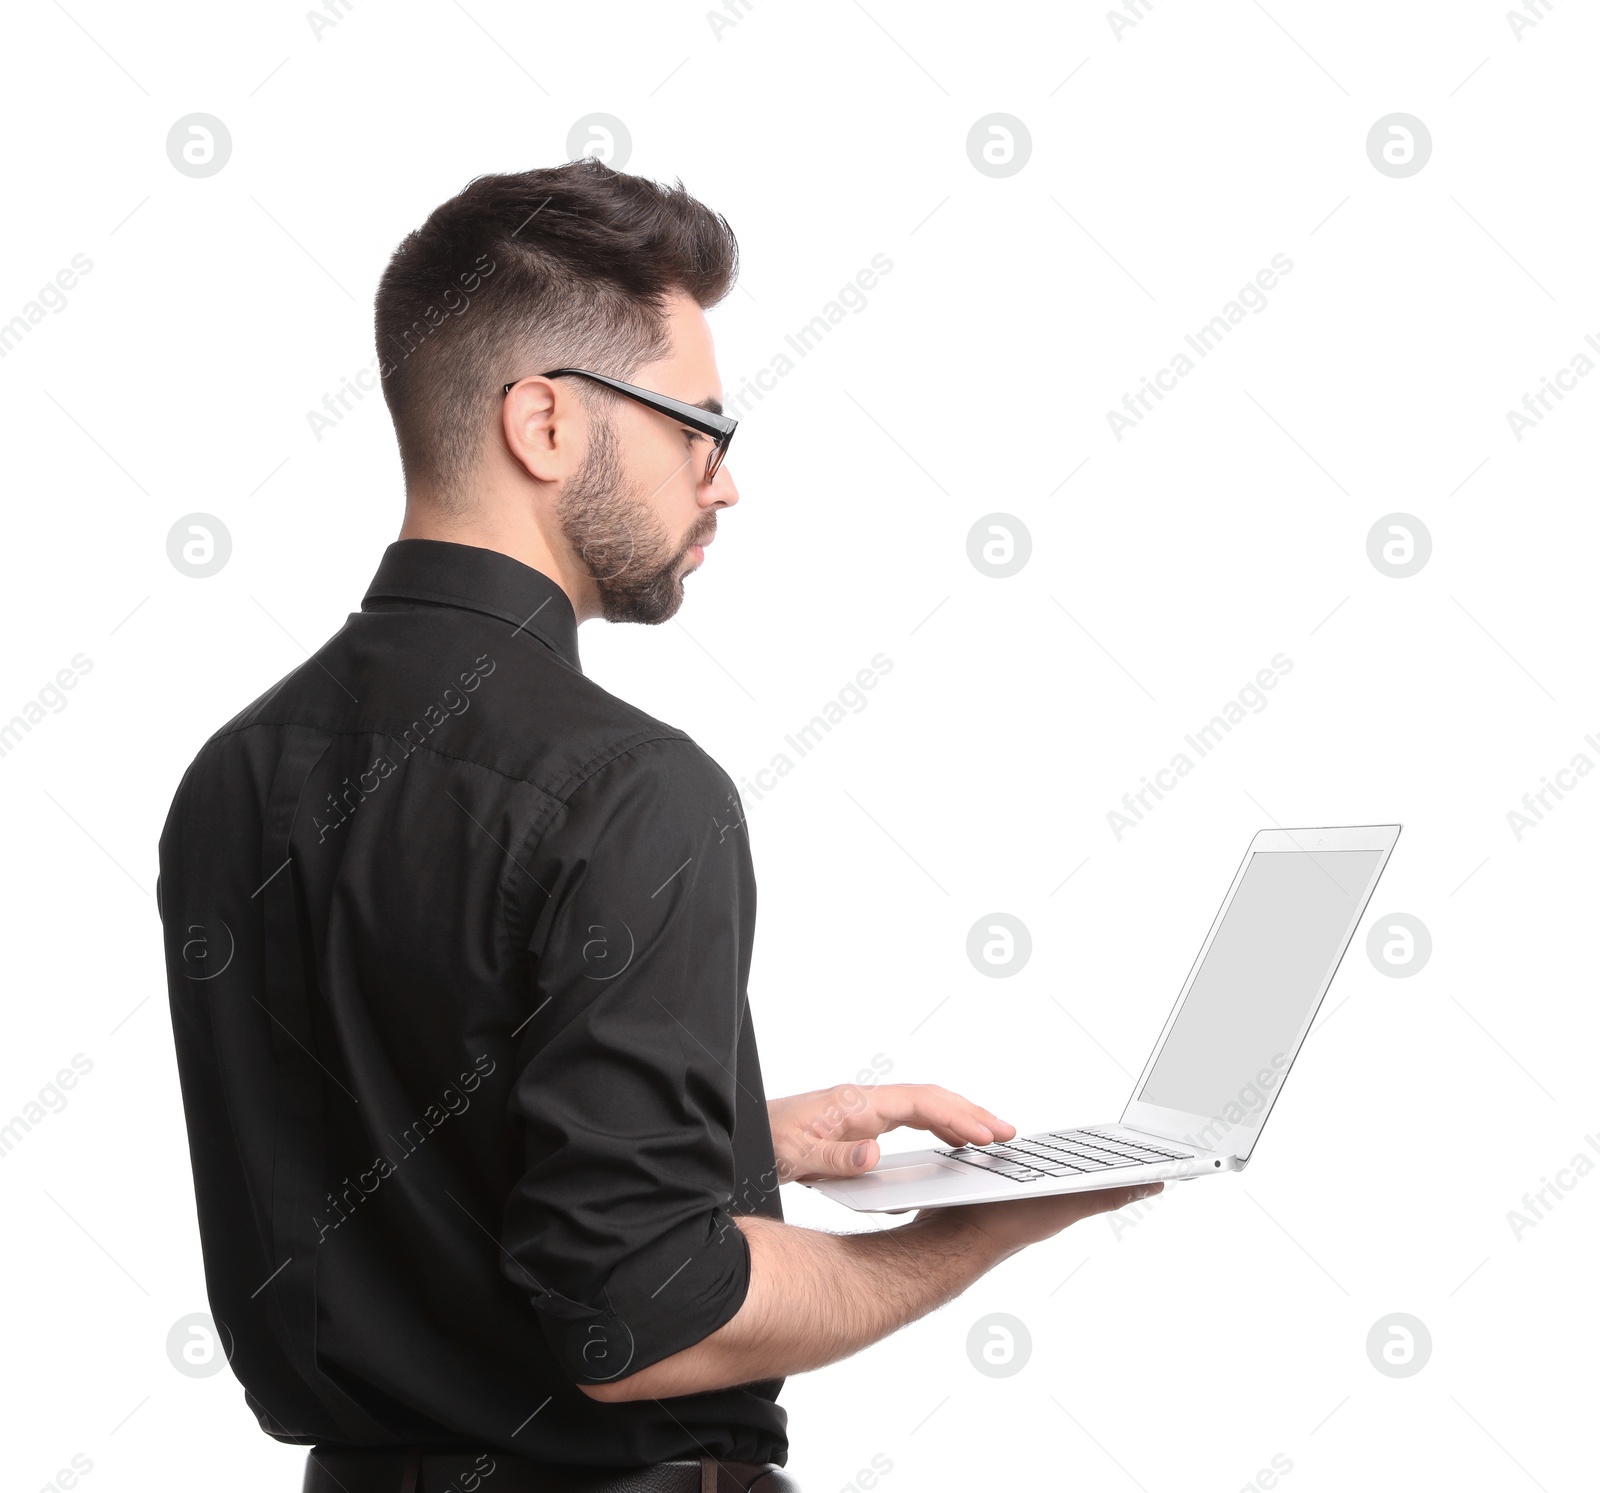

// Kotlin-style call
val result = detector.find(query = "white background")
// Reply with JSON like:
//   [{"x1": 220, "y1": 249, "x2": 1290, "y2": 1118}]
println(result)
[{"x1": 1, "y1": 2, "x2": 1596, "y2": 1489}]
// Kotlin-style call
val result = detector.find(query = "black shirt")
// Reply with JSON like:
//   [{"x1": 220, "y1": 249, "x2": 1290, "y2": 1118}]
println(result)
[{"x1": 156, "y1": 539, "x2": 786, "y2": 1465}]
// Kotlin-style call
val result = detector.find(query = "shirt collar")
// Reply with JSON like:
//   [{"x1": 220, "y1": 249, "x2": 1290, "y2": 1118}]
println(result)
[{"x1": 361, "y1": 539, "x2": 581, "y2": 673}]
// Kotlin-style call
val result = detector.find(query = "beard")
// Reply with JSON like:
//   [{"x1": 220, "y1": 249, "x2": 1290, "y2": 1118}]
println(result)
[{"x1": 556, "y1": 410, "x2": 711, "y2": 625}]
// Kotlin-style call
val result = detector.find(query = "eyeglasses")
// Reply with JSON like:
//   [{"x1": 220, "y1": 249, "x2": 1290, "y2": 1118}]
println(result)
[{"x1": 502, "y1": 368, "x2": 737, "y2": 484}]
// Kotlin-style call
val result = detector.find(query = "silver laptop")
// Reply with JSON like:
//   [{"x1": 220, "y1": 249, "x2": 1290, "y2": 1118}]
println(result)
[{"x1": 809, "y1": 825, "x2": 1400, "y2": 1213}]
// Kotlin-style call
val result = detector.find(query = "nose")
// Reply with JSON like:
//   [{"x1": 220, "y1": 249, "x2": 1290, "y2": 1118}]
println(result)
[{"x1": 703, "y1": 459, "x2": 739, "y2": 509}]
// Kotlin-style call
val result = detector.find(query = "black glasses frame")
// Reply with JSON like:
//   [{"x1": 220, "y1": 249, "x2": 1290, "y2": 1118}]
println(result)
[{"x1": 502, "y1": 367, "x2": 737, "y2": 483}]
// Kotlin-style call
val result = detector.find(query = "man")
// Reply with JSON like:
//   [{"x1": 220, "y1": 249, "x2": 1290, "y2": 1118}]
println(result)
[{"x1": 157, "y1": 159, "x2": 1160, "y2": 1493}]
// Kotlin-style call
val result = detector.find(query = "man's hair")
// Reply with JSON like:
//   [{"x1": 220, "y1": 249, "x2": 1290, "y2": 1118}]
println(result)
[{"x1": 373, "y1": 159, "x2": 738, "y2": 503}]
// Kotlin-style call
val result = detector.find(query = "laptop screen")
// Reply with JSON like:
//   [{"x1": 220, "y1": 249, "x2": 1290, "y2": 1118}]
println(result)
[{"x1": 1136, "y1": 847, "x2": 1385, "y2": 1122}]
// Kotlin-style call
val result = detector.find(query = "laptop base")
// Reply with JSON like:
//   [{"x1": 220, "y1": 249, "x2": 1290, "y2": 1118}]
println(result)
[{"x1": 806, "y1": 1123, "x2": 1240, "y2": 1213}]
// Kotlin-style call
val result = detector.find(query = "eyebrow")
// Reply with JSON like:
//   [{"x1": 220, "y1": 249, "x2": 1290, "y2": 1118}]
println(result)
[{"x1": 692, "y1": 395, "x2": 724, "y2": 417}]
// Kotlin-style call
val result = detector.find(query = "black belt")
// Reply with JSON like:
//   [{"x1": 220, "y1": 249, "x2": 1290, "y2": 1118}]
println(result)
[{"x1": 302, "y1": 1448, "x2": 799, "y2": 1493}]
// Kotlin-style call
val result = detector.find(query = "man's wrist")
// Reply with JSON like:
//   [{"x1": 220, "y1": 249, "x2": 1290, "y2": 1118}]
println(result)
[{"x1": 906, "y1": 1204, "x2": 1019, "y2": 1269}]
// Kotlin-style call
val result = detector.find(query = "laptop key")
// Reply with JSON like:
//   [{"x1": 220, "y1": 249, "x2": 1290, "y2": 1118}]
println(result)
[
  {"x1": 1052, "y1": 1149, "x2": 1141, "y2": 1170},
  {"x1": 1003, "y1": 1144, "x2": 1085, "y2": 1173},
  {"x1": 1078, "y1": 1130, "x2": 1193, "y2": 1161},
  {"x1": 1056, "y1": 1132, "x2": 1145, "y2": 1158},
  {"x1": 992, "y1": 1145, "x2": 1057, "y2": 1165},
  {"x1": 1044, "y1": 1135, "x2": 1148, "y2": 1165},
  {"x1": 946, "y1": 1149, "x2": 1036, "y2": 1176}
]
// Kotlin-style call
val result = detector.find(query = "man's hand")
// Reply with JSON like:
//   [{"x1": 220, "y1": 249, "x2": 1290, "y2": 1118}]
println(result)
[
  {"x1": 766, "y1": 1083, "x2": 1017, "y2": 1183},
  {"x1": 916, "y1": 1181, "x2": 1166, "y2": 1262}
]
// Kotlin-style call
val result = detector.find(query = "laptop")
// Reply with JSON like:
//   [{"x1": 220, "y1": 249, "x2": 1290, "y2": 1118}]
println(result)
[{"x1": 809, "y1": 824, "x2": 1400, "y2": 1213}]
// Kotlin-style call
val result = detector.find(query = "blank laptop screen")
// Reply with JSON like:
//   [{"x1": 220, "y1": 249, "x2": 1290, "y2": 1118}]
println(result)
[{"x1": 1136, "y1": 848, "x2": 1384, "y2": 1120}]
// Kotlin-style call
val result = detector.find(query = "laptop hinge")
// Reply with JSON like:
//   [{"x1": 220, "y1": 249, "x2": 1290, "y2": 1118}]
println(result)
[{"x1": 1119, "y1": 1123, "x2": 1226, "y2": 1159}]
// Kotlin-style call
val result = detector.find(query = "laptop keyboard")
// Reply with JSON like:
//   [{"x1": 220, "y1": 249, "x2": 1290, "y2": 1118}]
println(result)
[{"x1": 939, "y1": 1128, "x2": 1194, "y2": 1183}]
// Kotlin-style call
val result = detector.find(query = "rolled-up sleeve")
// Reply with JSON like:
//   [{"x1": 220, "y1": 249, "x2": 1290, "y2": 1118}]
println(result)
[{"x1": 500, "y1": 734, "x2": 758, "y2": 1385}]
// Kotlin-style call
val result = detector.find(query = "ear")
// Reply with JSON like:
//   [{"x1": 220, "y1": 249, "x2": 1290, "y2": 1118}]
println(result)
[{"x1": 502, "y1": 377, "x2": 576, "y2": 485}]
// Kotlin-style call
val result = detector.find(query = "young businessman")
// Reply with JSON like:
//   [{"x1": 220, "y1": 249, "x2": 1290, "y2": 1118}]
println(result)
[{"x1": 157, "y1": 159, "x2": 1159, "y2": 1493}]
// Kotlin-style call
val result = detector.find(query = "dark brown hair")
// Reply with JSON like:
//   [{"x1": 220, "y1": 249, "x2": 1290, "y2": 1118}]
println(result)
[{"x1": 373, "y1": 159, "x2": 739, "y2": 502}]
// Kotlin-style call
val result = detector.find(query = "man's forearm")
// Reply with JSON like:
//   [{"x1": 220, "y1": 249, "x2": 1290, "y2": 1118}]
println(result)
[{"x1": 580, "y1": 1210, "x2": 1005, "y2": 1402}]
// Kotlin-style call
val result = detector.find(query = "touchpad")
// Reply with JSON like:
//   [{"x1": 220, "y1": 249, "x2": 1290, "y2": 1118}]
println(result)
[{"x1": 859, "y1": 1162, "x2": 961, "y2": 1188}]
